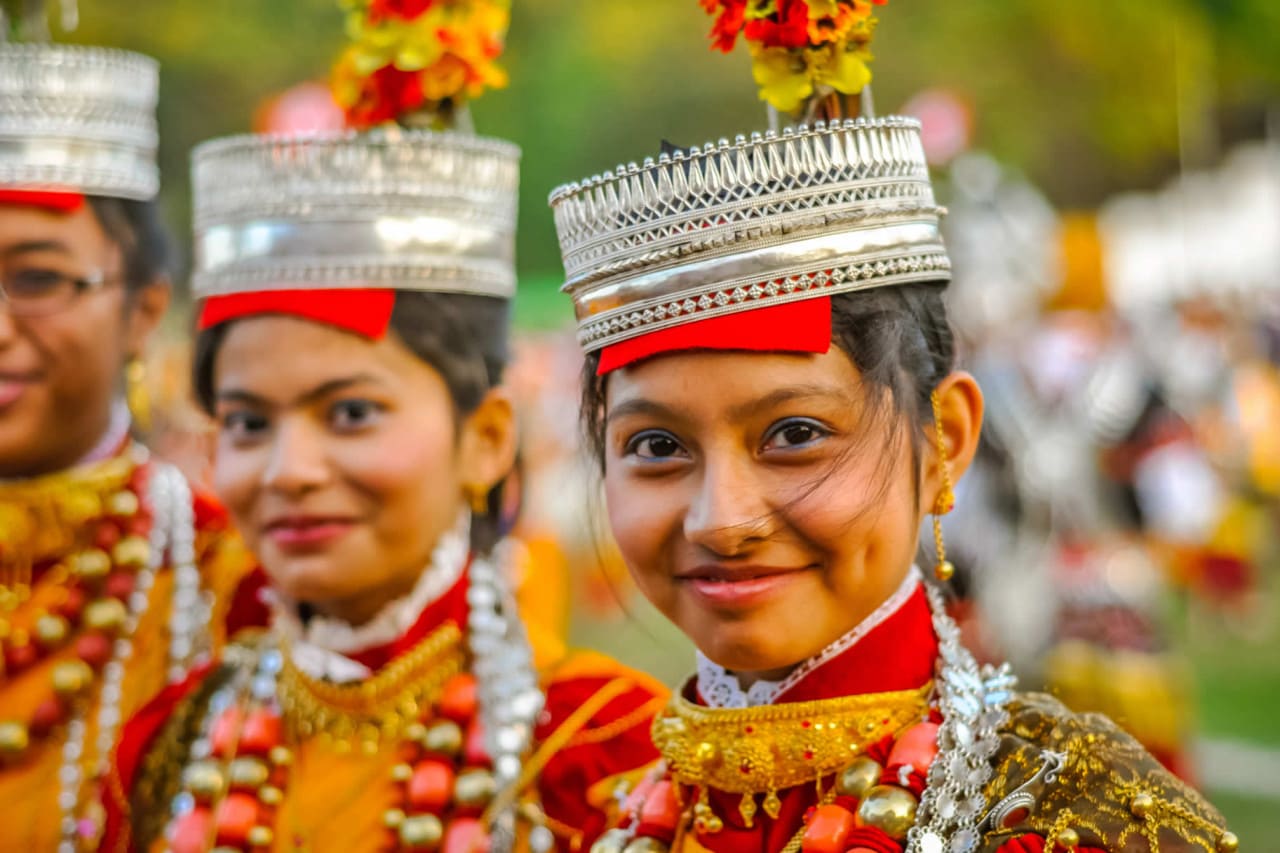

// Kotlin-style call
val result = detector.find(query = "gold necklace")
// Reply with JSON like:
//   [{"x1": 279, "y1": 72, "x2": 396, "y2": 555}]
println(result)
[
  {"x1": 277, "y1": 622, "x2": 465, "y2": 753},
  {"x1": 652, "y1": 683, "x2": 932, "y2": 824},
  {"x1": 0, "y1": 447, "x2": 141, "y2": 597}
]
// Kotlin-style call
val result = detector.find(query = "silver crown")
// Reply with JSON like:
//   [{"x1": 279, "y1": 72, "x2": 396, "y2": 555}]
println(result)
[
  {"x1": 0, "y1": 43, "x2": 159, "y2": 200},
  {"x1": 192, "y1": 129, "x2": 520, "y2": 300},
  {"x1": 549, "y1": 117, "x2": 950, "y2": 351}
]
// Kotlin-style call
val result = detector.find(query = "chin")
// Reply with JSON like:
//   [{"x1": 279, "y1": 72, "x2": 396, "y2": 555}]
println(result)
[
  {"x1": 262, "y1": 553, "x2": 356, "y2": 605},
  {"x1": 689, "y1": 620, "x2": 810, "y2": 676}
]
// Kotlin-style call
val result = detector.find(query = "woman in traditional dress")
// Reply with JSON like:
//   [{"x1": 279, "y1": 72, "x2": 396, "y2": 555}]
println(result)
[
  {"x1": 0, "y1": 18, "x2": 254, "y2": 852},
  {"x1": 102, "y1": 6, "x2": 664, "y2": 850},
  {"x1": 544, "y1": 4, "x2": 1237, "y2": 852}
]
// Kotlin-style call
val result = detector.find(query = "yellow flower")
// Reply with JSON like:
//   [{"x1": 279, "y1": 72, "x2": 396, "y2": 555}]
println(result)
[{"x1": 750, "y1": 43, "x2": 872, "y2": 114}]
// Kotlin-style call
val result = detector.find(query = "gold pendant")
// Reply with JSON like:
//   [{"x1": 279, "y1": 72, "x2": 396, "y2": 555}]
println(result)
[
  {"x1": 763, "y1": 789, "x2": 782, "y2": 820},
  {"x1": 738, "y1": 792, "x2": 757, "y2": 828}
]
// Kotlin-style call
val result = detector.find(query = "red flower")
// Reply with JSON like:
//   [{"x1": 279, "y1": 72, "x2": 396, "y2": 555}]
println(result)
[
  {"x1": 744, "y1": 0, "x2": 811, "y2": 49},
  {"x1": 344, "y1": 65, "x2": 425, "y2": 128},
  {"x1": 708, "y1": 0, "x2": 747, "y2": 52},
  {"x1": 368, "y1": 0, "x2": 434, "y2": 25}
]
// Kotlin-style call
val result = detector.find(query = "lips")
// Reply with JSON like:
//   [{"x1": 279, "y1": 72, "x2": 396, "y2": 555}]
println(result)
[
  {"x1": 262, "y1": 515, "x2": 357, "y2": 550},
  {"x1": 0, "y1": 372, "x2": 38, "y2": 408},
  {"x1": 679, "y1": 563, "x2": 808, "y2": 609}
]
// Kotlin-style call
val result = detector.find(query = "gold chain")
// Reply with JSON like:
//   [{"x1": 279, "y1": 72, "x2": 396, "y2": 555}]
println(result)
[
  {"x1": 652, "y1": 683, "x2": 932, "y2": 795},
  {"x1": 278, "y1": 622, "x2": 465, "y2": 749}
]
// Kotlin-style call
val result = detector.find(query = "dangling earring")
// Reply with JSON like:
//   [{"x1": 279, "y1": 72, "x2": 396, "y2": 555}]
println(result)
[
  {"x1": 930, "y1": 390, "x2": 955, "y2": 583},
  {"x1": 125, "y1": 357, "x2": 151, "y2": 434},
  {"x1": 466, "y1": 484, "x2": 489, "y2": 516}
]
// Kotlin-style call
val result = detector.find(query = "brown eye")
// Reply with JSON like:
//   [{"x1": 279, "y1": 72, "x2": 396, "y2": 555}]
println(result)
[
  {"x1": 625, "y1": 430, "x2": 687, "y2": 460},
  {"x1": 762, "y1": 418, "x2": 829, "y2": 450}
]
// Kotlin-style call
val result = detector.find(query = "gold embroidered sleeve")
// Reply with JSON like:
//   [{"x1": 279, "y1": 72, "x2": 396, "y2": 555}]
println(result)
[{"x1": 979, "y1": 692, "x2": 1234, "y2": 853}]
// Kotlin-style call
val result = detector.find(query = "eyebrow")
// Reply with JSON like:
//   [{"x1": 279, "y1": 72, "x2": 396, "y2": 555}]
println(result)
[
  {"x1": 606, "y1": 383, "x2": 854, "y2": 424},
  {"x1": 216, "y1": 374, "x2": 385, "y2": 408},
  {"x1": 1, "y1": 240, "x2": 73, "y2": 258}
]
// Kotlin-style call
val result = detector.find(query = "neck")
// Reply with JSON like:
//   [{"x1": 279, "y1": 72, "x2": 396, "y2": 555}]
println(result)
[
  {"x1": 308, "y1": 574, "x2": 423, "y2": 628},
  {"x1": 0, "y1": 399, "x2": 124, "y2": 479}
]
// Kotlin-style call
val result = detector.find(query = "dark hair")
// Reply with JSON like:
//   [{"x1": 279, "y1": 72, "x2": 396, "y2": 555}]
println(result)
[
  {"x1": 192, "y1": 290, "x2": 513, "y2": 553},
  {"x1": 580, "y1": 283, "x2": 956, "y2": 473},
  {"x1": 86, "y1": 196, "x2": 172, "y2": 292}
]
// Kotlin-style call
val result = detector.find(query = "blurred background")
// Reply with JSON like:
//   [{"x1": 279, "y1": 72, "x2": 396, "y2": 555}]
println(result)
[{"x1": 56, "y1": 0, "x2": 1280, "y2": 839}]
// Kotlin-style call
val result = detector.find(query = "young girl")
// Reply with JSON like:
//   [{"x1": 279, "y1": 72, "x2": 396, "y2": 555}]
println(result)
[
  {"x1": 544, "y1": 7, "x2": 1236, "y2": 851},
  {"x1": 103, "y1": 127, "x2": 662, "y2": 853},
  {"x1": 0, "y1": 36, "x2": 251, "y2": 851}
]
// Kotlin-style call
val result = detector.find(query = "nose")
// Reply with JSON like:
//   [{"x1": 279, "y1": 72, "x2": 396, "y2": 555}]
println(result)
[
  {"x1": 261, "y1": 418, "x2": 331, "y2": 496},
  {"x1": 683, "y1": 453, "x2": 774, "y2": 556}
]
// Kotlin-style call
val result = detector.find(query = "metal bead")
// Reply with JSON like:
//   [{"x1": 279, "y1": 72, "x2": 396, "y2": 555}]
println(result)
[
  {"x1": 836, "y1": 756, "x2": 882, "y2": 798},
  {"x1": 390, "y1": 762, "x2": 414, "y2": 783},
  {"x1": 258, "y1": 785, "x2": 283, "y2": 806},
  {"x1": 0, "y1": 721, "x2": 30, "y2": 761},
  {"x1": 855, "y1": 784, "x2": 918, "y2": 841},
  {"x1": 182, "y1": 760, "x2": 226, "y2": 802},
  {"x1": 268, "y1": 745, "x2": 293, "y2": 766},
  {"x1": 1216, "y1": 831, "x2": 1239, "y2": 853},
  {"x1": 403, "y1": 722, "x2": 428, "y2": 744},
  {"x1": 590, "y1": 829, "x2": 631, "y2": 853},
  {"x1": 422, "y1": 720, "x2": 463, "y2": 756},
  {"x1": 228, "y1": 756, "x2": 270, "y2": 790},
  {"x1": 51, "y1": 660, "x2": 94, "y2": 697},
  {"x1": 398, "y1": 814, "x2": 444, "y2": 849},
  {"x1": 108, "y1": 490, "x2": 139, "y2": 517},
  {"x1": 84, "y1": 598, "x2": 128, "y2": 633},
  {"x1": 1056, "y1": 827, "x2": 1080, "y2": 849},
  {"x1": 247, "y1": 825, "x2": 274, "y2": 847},
  {"x1": 72, "y1": 549, "x2": 111, "y2": 581},
  {"x1": 35, "y1": 613, "x2": 70, "y2": 647},
  {"x1": 935, "y1": 560, "x2": 956, "y2": 582},
  {"x1": 622, "y1": 838, "x2": 669, "y2": 853},
  {"x1": 453, "y1": 768, "x2": 497, "y2": 807},
  {"x1": 112, "y1": 535, "x2": 150, "y2": 568},
  {"x1": 1129, "y1": 792, "x2": 1155, "y2": 819},
  {"x1": 382, "y1": 808, "x2": 406, "y2": 829}
]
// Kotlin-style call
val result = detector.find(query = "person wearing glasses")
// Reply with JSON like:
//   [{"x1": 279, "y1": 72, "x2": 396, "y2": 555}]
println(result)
[{"x1": 0, "y1": 29, "x2": 254, "y2": 852}]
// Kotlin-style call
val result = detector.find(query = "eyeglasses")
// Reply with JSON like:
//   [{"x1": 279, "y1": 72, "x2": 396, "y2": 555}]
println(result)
[{"x1": 0, "y1": 268, "x2": 117, "y2": 317}]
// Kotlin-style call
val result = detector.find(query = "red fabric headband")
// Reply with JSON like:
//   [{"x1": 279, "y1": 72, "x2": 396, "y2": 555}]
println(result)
[
  {"x1": 596, "y1": 296, "x2": 833, "y2": 374},
  {"x1": 197, "y1": 289, "x2": 397, "y2": 339},
  {"x1": 0, "y1": 188, "x2": 87, "y2": 213}
]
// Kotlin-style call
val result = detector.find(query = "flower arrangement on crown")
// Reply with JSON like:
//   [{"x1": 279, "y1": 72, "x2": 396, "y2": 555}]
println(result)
[
  {"x1": 332, "y1": 0, "x2": 511, "y2": 130},
  {"x1": 700, "y1": 0, "x2": 887, "y2": 119}
]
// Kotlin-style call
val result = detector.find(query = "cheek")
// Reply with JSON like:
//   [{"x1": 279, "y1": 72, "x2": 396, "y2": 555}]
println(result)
[
  {"x1": 211, "y1": 443, "x2": 267, "y2": 542},
  {"x1": 604, "y1": 469, "x2": 680, "y2": 589},
  {"x1": 348, "y1": 413, "x2": 462, "y2": 527}
]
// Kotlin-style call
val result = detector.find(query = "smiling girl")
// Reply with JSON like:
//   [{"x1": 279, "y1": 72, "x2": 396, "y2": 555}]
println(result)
[
  {"x1": 0, "y1": 38, "x2": 252, "y2": 851},
  {"x1": 544, "y1": 9, "x2": 1236, "y2": 853}
]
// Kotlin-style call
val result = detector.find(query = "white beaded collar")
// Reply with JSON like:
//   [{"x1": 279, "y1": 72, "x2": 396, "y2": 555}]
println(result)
[{"x1": 695, "y1": 565, "x2": 922, "y2": 708}]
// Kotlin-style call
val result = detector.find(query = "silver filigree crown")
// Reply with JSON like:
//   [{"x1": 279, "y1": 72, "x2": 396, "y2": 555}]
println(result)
[
  {"x1": 0, "y1": 43, "x2": 159, "y2": 200},
  {"x1": 192, "y1": 129, "x2": 520, "y2": 300},
  {"x1": 549, "y1": 117, "x2": 950, "y2": 351}
]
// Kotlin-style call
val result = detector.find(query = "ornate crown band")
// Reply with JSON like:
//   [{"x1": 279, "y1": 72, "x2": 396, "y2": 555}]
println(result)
[
  {"x1": 0, "y1": 43, "x2": 159, "y2": 200},
  {"x1": 191, "y1": 129, "x2": 521, "y2": 300},
  {"x1": 549, "y1": 117, "x2": 950, "y2": 351}
]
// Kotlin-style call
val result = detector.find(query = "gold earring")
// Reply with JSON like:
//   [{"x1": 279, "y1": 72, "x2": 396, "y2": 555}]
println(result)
[
  {"x1": 125, "y1": 357, "x2": 151, "y2": 434},
  {"x1": 930, "y1": 390, "x2": 955, "y2": 583},
  {"x1": 467, "y1": 484, "x2": 489, "y2": 516}
]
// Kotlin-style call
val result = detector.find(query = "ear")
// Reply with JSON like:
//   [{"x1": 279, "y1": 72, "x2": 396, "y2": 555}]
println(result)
[
  {"x1": 123, "y1": 277, "x2": 172, "y2": 360},
  {"x1": 918, "y1": 371, "x2": 984, "y2": 517},
  {"x1": 457, "y1": 387, "x2": 518, "y2": 495}
]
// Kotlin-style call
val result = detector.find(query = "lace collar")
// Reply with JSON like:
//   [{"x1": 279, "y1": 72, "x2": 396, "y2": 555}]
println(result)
[
  {"x1": 695, "y1": 566, "x2": 922, "y2": 708},
  {"x1": 271, "y1": 511, "x2": 470, "y2": 683}
]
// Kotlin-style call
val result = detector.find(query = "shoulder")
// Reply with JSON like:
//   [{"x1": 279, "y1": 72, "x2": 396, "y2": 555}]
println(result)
[
  {"x1": 982, "y1": 692, "x2": 1236, "y2": 853},
  {"x1": 536, "y1": 649, "x2": 668, "y2": 765}
]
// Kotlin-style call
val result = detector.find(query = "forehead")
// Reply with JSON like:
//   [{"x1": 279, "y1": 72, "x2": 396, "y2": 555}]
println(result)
[
  {"x1": 214, "y1": 314, "x2": 442, "y2": 397},
  {"x1": 605, "y1": 348, "x2": 863, "y2": 418},
  {"x1": 0, "y1": 203, "x2": 110, "y2": 254}
]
